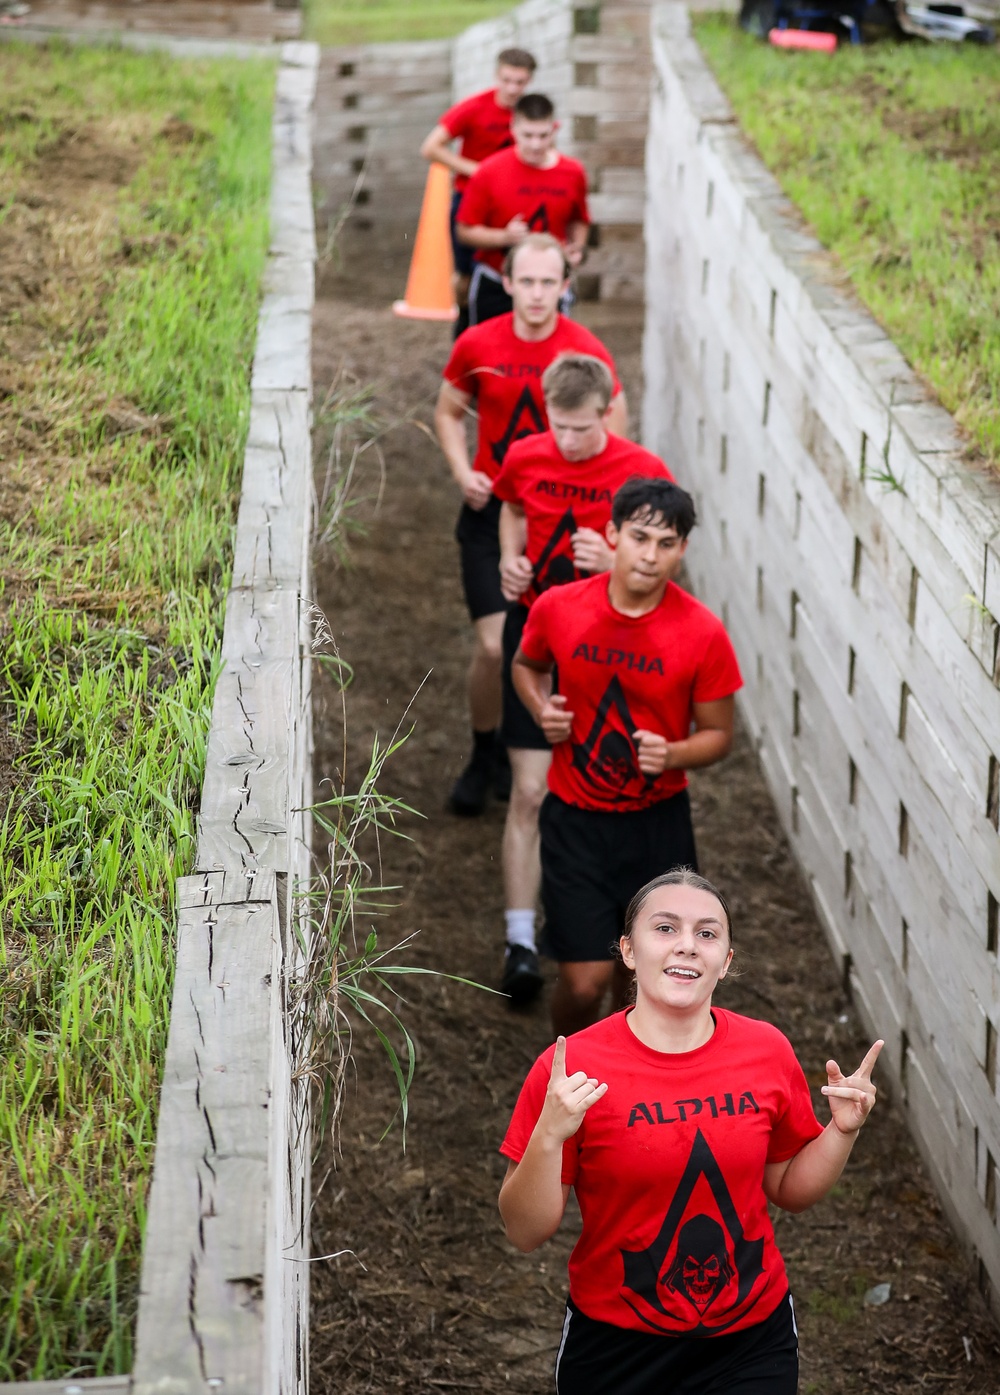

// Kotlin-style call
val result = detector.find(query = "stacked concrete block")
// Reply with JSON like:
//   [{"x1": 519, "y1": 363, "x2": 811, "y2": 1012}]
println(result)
[
  {"x1": 313, "y1": 40, "x2": 452, "y2": 243},
  {"x1": 643, "y1": 2, "x2": 1000, "y2": 1314}
]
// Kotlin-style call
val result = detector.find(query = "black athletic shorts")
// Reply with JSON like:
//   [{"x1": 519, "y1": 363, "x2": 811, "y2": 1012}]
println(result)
[
  {"x1": 539, "y1": 790, "x2": 698, "y2": 962},
  {"x1": 455, "y1": 494, "x2": 505, "y2": 621},
  {"x1": 450, "y1": 190, "x2": 474, "y2": 278},
  {"x1": 468, "y1": 263, "x2": 513, "y2": 326},
  {"x1": 555, "y1": 1293, "x2": 798, "y2": 1395},
  {"x1": 501, "y1": 603, "x2": 552, "y2": 750}
]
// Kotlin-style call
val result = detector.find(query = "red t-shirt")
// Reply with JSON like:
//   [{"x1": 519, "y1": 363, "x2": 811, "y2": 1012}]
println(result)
[
  {"x1": 493, "y1": 433, "x2": 675, "y2": 608},
  {"x1": 519, "y1": 573, "x2": 742, "y2": 809},
  {"x1": 501, "y1": 1008, "x2": 823, "y2": 1337},
  {"x1": 456, "y1": 148, "x2": 590, "y2": 273},
  {"x1": 442, "y1": 314, "x2": 620, "y2": 482},
  {"x1": 439, "y1": 88, "x2": 515, "y2": 193}
]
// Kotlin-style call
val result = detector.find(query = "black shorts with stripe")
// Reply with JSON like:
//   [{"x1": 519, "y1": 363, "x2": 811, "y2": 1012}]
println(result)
[{"x1": 555, "y1": 1292, "x2": 798, "y2": 1395}]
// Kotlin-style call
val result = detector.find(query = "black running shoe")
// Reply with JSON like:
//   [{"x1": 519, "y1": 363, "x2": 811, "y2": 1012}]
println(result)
[
  {"x1": 448, "y1": 752, "x2": 492, "y2": 816},
  {"x1": 500, "y1": 945, "x2": 544, "y2": 1006}
]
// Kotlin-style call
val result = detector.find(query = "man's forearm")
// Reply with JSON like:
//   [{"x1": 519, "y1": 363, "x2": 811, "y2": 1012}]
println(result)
[
  {"x1": 499, "y1": 503, "x2": 527, "y2": 564},
  {"x1": 435, "y1": 408, "x2": 473, "y2": 487},
  {"x1": 566, "y1": 221, "x2": 589, "y2": 258},
  {"x1": 511, "y1": 661, "x2": 551, "y2": 722},
  {"x1": 665, "y1": 727, "x2": 732, "y2": 770},
  {"x1": 456, "y1": 222, "x2": 513, "y2": 249},
  {"x1": 429, "y1": 147, "x2": 476, "y2": 178},
  {"x1": 419, "y1": 127, "x2": 477, "y2": 179}
]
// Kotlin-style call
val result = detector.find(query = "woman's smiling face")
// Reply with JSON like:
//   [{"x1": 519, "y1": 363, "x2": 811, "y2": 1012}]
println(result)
[{"x1": 620, "y1": 883, "x2": 733, "y2": 1014}]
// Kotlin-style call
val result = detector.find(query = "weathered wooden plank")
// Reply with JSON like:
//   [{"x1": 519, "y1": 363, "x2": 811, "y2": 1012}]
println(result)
[
  {"x1": 251, "y1": 301, "x2": 312, "y2": 396},
  {"x1": 196, "y1": 660, "x2": 303, "y2": 875},
  {"x1": 135, "y1": 42, "x2": 315, "y2": 1393},
  {"x1": 133, "y1": 881, "x2": 278, "y2": 1395},
  {"x1": 2, "y1": 1381, "x2": 131, "y2": 1395},
  {"x1": 232, "y1": 390, "x2": 312, "y2": 591},
  {"x1": 220, "y1": 587, "x2": 303, "y2": 668}
]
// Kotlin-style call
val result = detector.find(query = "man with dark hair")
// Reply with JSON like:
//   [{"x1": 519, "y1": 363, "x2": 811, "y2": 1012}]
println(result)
[
  {"x1": 435, "y1": 238, "x2": 627, "y2": 820},
  {"x1": 456, "y1": 93, "x2": 589, "y2": 326},
  {"x1": 512, "y1": 478, "x2": 742, "y2": 1035},
  {"x1": 421, "y1": 49, "x2": 537, "y2": 336},
  {"x1": 491, "y1": 355, "x2": 675, "y2": 1006}
]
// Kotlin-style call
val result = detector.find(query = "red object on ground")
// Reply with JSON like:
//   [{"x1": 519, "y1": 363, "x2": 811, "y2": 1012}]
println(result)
[
  {"x1": 768, "y1": 27, "x2": 837, "y2": 49},
  {"x1": 393, "y1": 163, "x2": 458, "y2": 322}
]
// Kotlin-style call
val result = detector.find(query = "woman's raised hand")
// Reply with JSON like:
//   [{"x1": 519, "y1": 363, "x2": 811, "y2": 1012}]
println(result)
[
  {"x1": 822, "y1": 1039, "x2": 884, "y2": 1135},
  {"x1": 540, "y1": 1035, "x2": 608, "y2": 1143}
]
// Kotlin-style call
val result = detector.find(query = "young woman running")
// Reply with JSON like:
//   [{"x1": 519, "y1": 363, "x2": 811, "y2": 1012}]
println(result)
[{"x1": 499, "y1": 869, "x2": 882, "y2": 1394}]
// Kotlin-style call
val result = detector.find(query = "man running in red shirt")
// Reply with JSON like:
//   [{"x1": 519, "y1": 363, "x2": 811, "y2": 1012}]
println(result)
[
  {"x1": 420, "y1": 47, "x2": 537, "y2": 337},
  {"x1": 456, "y1": 93, "x2": 589, "y2": 327},
  {"x1": 434, "y1": 234, "x2": 627, "y2": 818},
  {"x1": 491, "y1": 356, "x2": 675, "y2": 1006},
  {"x1": 512, "y1": 477, "x2": 743, "y2": 1036}
]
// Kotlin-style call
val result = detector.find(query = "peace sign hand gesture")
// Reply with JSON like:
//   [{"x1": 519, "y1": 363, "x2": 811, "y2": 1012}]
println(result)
[
  {"x1": 540, "y1": 1036, "x2": 608, "y2": 1144},
  {"x1": 822, "y1": 1039, "x2": 883, "y2": 1135}
]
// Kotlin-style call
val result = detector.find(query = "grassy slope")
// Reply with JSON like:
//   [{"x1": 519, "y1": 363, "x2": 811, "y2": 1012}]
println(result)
[
  {"x1": 693, "y1": 16, "x2": 1000, "y2": 465},
  {"x1": 304, "y1": 0, "x2": 519, "y2": 45},
  {"x1": 0, "y1": 44, "x2": 274, "y2": 1379}
]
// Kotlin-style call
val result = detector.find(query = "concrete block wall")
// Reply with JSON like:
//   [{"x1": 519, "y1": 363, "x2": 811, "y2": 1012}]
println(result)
[
  {"x1": 313, "y1": 39, "x2": 452, "y2": 240},
  {"x1": 642, "y1": 2, "x2": 1000, "y2": 1310},
  {"x1": 453, "y1": 0, "x2": 653, "y2": 299}
]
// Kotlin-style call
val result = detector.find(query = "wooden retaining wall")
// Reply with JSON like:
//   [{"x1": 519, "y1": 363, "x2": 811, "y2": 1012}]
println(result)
[
  {"x1": 129, "y1": 39, "x2": 318, "y2": 1395},
  {"x1": 642, "y1": 2, "x2": 1000, "y2": 1311},
  {"x1": 453, "y1": 0, "x2": 653, "y2": 301}
]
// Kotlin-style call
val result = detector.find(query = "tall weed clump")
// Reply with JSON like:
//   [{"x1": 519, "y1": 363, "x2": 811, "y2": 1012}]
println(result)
[{"x1": 0, "y1": 44, "x2": 275, "y2": 1379}]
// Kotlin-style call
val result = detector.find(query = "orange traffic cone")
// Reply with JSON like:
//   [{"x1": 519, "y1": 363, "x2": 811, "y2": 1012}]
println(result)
[{"x1": 393, "y1": 163, "x2": 458, "y2": 322}]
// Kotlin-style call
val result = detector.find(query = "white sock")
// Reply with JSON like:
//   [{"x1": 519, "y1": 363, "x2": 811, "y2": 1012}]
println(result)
[{"x1": 505, "y1": 909, "x2": 537, "y2": 952}]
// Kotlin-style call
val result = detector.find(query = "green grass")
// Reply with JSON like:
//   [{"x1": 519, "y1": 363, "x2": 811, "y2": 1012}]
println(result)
[
  {"x1": 693, "y1": 15, "x2": 1000, "y2": 466},
  {"x1": 0, "y1": 42, "x2": 275, "y2": 1379},
  {"x1": 303, "y1": 0, "x2": 519, "y2": 45}
]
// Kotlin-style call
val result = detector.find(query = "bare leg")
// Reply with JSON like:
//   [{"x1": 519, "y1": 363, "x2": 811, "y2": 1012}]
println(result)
[
  {"x1": 502, "y1": 747, "x2": 551, "y2": 912},
  {"x1": 468, "y1": 611, "x2": 505, "y2": 731},
  {"x1": 551, "y1": 961, "x2": 617, "y2": 1037}
]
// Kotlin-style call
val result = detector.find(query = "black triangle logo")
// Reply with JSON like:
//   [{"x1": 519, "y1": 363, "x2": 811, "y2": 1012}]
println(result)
[
  {"x1": 533, "y1": 507, "x2": 579, "y2": 592},
  {"x1": 525, "y1": 203, "x2": 550, "y2": 232},
  {"x1": 490, "y1": 385, "x2": 546, "y2": 467},
  {"x1": 619, "y1": 1129, "x2": 766, "y2": 1334},
  {"x1": 570, "y1": 673, "x2": 650, "y2": 800}
]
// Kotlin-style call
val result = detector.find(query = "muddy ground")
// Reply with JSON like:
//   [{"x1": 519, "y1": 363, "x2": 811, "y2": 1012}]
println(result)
[{"x1": 307, "y1": 226, "x2": 1000, "y2": 1394}]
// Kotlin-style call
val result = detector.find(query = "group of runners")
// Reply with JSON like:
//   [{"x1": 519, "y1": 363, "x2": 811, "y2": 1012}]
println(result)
[{"x1": 419, "y1": 49, "x2": 882, "y2": 1394}]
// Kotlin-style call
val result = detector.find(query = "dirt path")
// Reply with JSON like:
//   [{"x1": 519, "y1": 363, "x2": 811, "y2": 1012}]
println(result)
[{"x1": 307, "y1": 227, "x2": 1000, "y2": 1394}]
